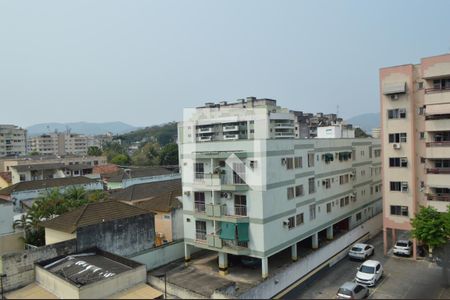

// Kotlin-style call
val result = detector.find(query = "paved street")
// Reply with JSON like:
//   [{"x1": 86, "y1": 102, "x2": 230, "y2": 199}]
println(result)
[{"x1": 283, "y1": 233, "x2": 450, "y2": 299}]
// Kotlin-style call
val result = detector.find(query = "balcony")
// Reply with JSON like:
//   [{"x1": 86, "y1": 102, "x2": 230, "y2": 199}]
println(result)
[
  {"x1": 192, "y1": 173, "x2": 249, "y2": 192},
  {"x1": 197, "y1": 136, "x2": 212, "y2": 142},
  {"x1": 426, "y1": 168, "x2": 450, "y2": 174},
  {"x1": 222, "y1": 125, "x2": 239, "y2": 132},
  {"x1": 427, "y1": 173, "x2": 450, "y2": 187},
  {"x1": 424, "y1": 88, "x2": 450, "y2": 105},
  {"x1": 273, "y1": 123, "x2": 295, "y2": 129},
  {"x1": 274, "y1": 132, "x2": 295, "y2": 138},
  {"x1": 197, "y1": 127, "x2": 213, "y2": 134},
  {"x1": 195, "y1": 203, "x2": 249, "y2": 223},
  {"x1": 201, "y1": 234, "x2": 249, "y2": 255},
  {"x1": 425, "y1": 118, "x2": 450, "y2": 132},
  {"x1": 426, "y1": 141, "x2": 450, "y2": 159},
  {"x1": 426, "y1": 193, "x2": 450, "y2": 202},
  {"x1": 223, "y1": 134, "x2": 239, "y2": 140}
]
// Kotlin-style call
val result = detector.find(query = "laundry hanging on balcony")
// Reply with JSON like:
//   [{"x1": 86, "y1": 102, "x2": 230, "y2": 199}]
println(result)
[
  {"x1": 220, "y1": 222, "x2": 236, "y2": 240},
  {"x1": 236, "y1": 223, "x2": 249, "y2": 242},
  {"x1": 323, "y1": 153, "x2": 334, "y2": 163}
]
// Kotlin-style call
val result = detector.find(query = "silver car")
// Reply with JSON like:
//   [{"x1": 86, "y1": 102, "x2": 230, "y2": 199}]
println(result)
[
  {"x1": 348, "y1": 243, "x2": 375, "y2": 260},
  {"x1": 393, "y1": 240, "x2": 412, "y2": 256},
  {"x1": 336, "y1": 281, "x2": 369, "y2": 299}
]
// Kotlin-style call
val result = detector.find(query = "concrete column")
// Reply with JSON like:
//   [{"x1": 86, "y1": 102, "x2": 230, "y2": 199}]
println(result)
[
  {"x1": 413, "y1": 238, "x2": 417, "y2": 260},
  {"x1": 291, "y1": 244, "x2": 298, "y2": 262},
  {"x1": 218, "y1": 252, "x2": 229, "y2": 275},
  {"x1": 312, "y1": 232, "x2": 319, "y2": 249},
  {"x1": 184, "y1": 243, "x2": 191, "y2": 265},
  {"x1": 383, "y1": 227, "x2": 388, "y2": 255},
  {"x1": 326, "y1": 226, "x2": 333, "y2": 240},
  {"x1": 261, "y1": 257, "x2": 269, "y2": 279},
  {"x1": 392, "y1": 228, "x2": 397, "y2": 244}
]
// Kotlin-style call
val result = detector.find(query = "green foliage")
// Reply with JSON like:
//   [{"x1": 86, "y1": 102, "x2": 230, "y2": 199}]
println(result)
[
  {"x1": 159, "y1": 143, "x2": 179, "y2": 165},
  {"x1": 111, "y1": 154, "x2": 130, "y2": 165},
  {"x1": 131, "y1": 143, "x2": 160, "y2": 166},
  {"x1": 116, "y1": 122, "x2": 177, "y2": 147},
  {"x1": 87, "y1": 146, "x2": 102, "y2": 156},
  {"x1": 355, "y1": 127, "x2": 371, "y2": 138},
  {"x1": 29, "y1": 150, "x2": 40, "y2": 156},
  {"x1": 102, "y1": 141, "x2": 128, "y2": 161},
  {"x1": 411, "y1": 206, "x2": 450, "y2": 255},
  {"x1": 14, "y1": 187, "x2": 108, "y2": 247}
]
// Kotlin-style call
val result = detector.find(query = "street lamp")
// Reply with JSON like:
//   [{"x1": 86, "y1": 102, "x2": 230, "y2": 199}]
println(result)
[{"x1": 0, "y1": 273, "x2": 7, "y2": 300}]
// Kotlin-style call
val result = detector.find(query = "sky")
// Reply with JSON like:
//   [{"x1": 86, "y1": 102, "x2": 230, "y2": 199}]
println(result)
[{"x1": 1, "y1": 0, "x2": 450, "y2": 128}]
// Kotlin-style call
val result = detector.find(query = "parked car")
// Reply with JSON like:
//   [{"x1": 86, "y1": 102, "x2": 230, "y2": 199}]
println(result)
[
  {"x1": 393, "y1": 240, "x2": 413, "y2": 256},
  {"x1": 348, "y1": 243, "x2": 375, "y2": 260},
  {"x1": 336, "y1": 281, "x2": 369, "y2": 299},
  {"x1": 355, "y1": 260, "x2": 383, "y2": 287}
]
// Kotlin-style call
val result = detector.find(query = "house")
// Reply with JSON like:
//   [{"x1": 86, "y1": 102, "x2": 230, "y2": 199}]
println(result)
[
  {"x1": 39, "y1": 200, "x2": 156, "y2": 257},
  {"x1": 179, "y1": 98, "x2": 382, "y2": 278},
  {"x1": 0, "y1": 199, "x2": 24, "y2": 255},
  {"x1": 102, "y1": 166, "x2": 180, "y2": 190},
  {"x1": 110, "y1": 179, "x2": 183, "y2": 245},
  {"x1": 0, "y1": 171, "x2": 11, "y2": 189},
  {"x1": 0, "y1": 176, "x2": 103, "y2": 210},
  {"x1": 5, "y1": 248, "x2": 162, "y2": 299}
]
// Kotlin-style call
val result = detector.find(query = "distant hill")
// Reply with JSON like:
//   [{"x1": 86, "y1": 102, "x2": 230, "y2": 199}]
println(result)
[
  {"x1": 27, "y1": 122, "x2": 138, "y2": 136},
  {"x1": 116, "y1": 122, "x2": 177, "y2": 146},
  {"x1": 346, "y1": 113, "x2": 380, "y2": 133}
]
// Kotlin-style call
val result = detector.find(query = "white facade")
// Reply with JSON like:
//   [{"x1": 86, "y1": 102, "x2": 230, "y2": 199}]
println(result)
[
  {"x1": 317, "y1": 124, "x2": 355, "y2": 139},
  {"x1": 179, "y1": 98, "x2": 381, "y2": 278},
  {"x1": 0, "y1": 125, "x2": 27, "y2": 157}
]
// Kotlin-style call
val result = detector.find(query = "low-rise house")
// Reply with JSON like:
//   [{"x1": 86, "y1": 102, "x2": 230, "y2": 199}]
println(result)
[
  {"x1": 40, "y1": 200, "x2": 156, "y2": 257},
  {"x1": 0, "y1": 199, "x2": 24, "y2": 255},
  {"x1": 5, "y1": 248, "x2": 162, "y2": 299},
  {"x1": 110, "y1": 179, "x2": 183, "y2": 245},
  {"x1": 0, "y1": 177, "x2": 103, "y2": 210},
  {"x1": 0, "y1": 171, "x2": 11, "y2": 189},
  {"x1": 102, "y1": 166, "x2": 180, "y2": 190}
]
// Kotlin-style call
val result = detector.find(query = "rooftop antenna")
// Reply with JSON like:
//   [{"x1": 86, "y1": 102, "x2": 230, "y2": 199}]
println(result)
[{"x1": 336, "y1": 104, "x2": 340, "y2": 117}]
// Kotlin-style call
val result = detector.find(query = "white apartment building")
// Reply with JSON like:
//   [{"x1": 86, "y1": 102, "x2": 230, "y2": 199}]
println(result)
[
  {"x1": 0, "y1": 125, "x2": 27, "y2": 157},
  {"x1": 380, "y1": 53, "x2": 450, "y2": 258},
  {"x1": 179, "y1": 98, "x2": 382, "y2": 278},
  {"x1": 29, "y1": 132, "x2": 95, "y2": 156}
]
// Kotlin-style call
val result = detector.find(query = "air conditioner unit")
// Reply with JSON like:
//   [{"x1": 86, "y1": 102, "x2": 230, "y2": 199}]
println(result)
[
  {"x1": 282, "y1": 219, "x2": 289, "y2": 227},
  {"x1": 393, "y1": 143, "x2": 401, "y2": 150},
  {"x1": 281, "y1": 158, "x2": 287, "y2": 165},
  {"x1": 390, "y1": 94, "x2": 399, "y2": 100},
  {"x1": 401, "y1": 182, "x2": 408, "y2": 192},
  {"x1": 249, "y1": 160, "x2": 256, "y2": 168},
  {"x1": 221, "y1": 192, "x2": 232, "y2": 199},
  {"x1": 184, "y1": 191, "x2": 191, "y2": 196}
]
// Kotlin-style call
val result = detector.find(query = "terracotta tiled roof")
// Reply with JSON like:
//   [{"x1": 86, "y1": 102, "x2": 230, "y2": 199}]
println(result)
[
  {"x1": 93, "y1": 164, "x2": 119, "y2": 175},
  {"x1": 109, "y1": 179, "x2": 181, "y2": 202},
  {"x1": 40, "y1": 200, "x2": 152, "y2": 233},
  {"x1": 133, "y1": 190, "x2": 182, "y2": 213},
  {"x1": 0, "y1": 176, "x2": 99, "y2": 196},
  {"x1": 0, "y1": 172, "x2": 11, "y2": 184},
  {"x1": 102, "y1": 166, "x2": 177, "y2": 183}
]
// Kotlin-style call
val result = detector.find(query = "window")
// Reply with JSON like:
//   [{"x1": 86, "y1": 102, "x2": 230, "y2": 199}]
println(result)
[
  {"x1": 340, "y1": 197, "x2": 350, "y2": 208},
  {"x1": 418, "y1": 82, "x2": 424, "y2": 90},
  {"x1": 374, "y1": 149, "x2": 381, "y2": 157},
  {"x1": 194, "y1": 192, "x2": 206, "y2": 212},
  {"x1": 234, "y1": 195, "x2": 247, "y2": 216},
  {"x1": 194, "y1": 163, "x2": 204, "y2": 179},
  {"x1": 288, "y1": 216, "x2": 295, "y2": 230},
  {"x1": 195, "y1": 221, "x2": 207, "y2": 240},
  {"x1": 308, "y1": 153, "x2": 315, "y2": 167},
  {"x1": 390, "y1": 205, "x2": 409, "y2": 217},
  {"x1": 390, "y1": 181, "x2": 408, "y2": 192},
  {"x1": 421, "y1": 157, "x2": 426, "y2": 164},
  {"x1": 435, "y1": 159, "x2": 450, "y2": 168},
  {"x1": 287, "y1": 187, "x2": 295, "y2": 200},
  {"x1": 339, "y1": 174, "x2": 349, "y2": 185},
  {"x1": 370, "y1": 186, "x2": 373, "y2": 195},
  {"x1": 388, "y1": 133, "x2": 407, "y2": 143},
  {"x1": 233, "y1": 162, "x2": 245, "y2": 184},
  {"x1": 296, "y1": 213, "x2": 304, "y2": 226},
  {"x1": 308, "y1": 177, "x2": 315, "y2": 194},
  {"x1": 309, "y1": 204, "x2": 316, "y2": 220},
  {"x1": 418, "y1": 106, "x2": 425, "y2": 115},
  {"x1": 420, "y1": 132, "x2": 425, "y2": 140},
  {"x1": 356, "y1": 212, "x2": 362, "y2": 221},
  {"x1": 286, "y1": 157, "x2": 294, "y2": 170},
  {"x1": 326, "y1": 203, "x2": 332, "y2": 213},
  {"x1": 294, "y1": 156, "x2": 303, "y2": 168},
  {"x1": 389, "y1": 157, "x2": 408, "y2": 167},
  {"x1": 322, "y1": 178, "x2": 331, "y2": 189},
  {"x1": 19, "y1": 174, "x2": 26, "y2": 182},
  {"x1": 387, "y1": 108, "x2": 407, "y2": 119},
  {"x1": 295, "y1": 185, "x2": 304, "y2": 197}
]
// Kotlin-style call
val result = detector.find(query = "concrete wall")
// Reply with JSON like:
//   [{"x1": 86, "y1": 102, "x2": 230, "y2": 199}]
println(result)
[
  {"x1": 239, "y1": 214, "x2": 382, "y2": 299},
  {"x1": 79, "y1": 265, "x2": 146, "y2": 299},
  {"x1": 76, "y1": 214, "x2": 155, "y2": 257},
  {"x1": 0, "y1": 231, "x2": 24, "y2": 255},
  {"x1": 0, "y1": 239, "x2": 76, "y2": 292},
  {"x1": 122, "y1": 173, "x2": 181, "y2": 188},
  {"x1": 0, "y1": 202, "x2": 14, "y2": 235},
  {"x1": 45, "y1": 228, "x2": 77, "y2": 245},
  {"x1": 148, "y1": 275, "x2": 207, "y2": 299},
  {"x1": 130, "y1": 239, "x2": 185, "y2": 271},
  {"x1": 35, "y1": 265, "x2": 79, "y2": 299}
]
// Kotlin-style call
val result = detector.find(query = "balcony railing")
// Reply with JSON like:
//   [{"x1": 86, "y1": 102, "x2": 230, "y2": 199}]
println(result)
[
  {"x1": 223, "y1": 239, "x2": 248, "y2": 249},
  {"x1": 426, "y1": 141, "x2": 450, "y2": 147},
  {"x1": 196, "y1": 231, "x2": 207, "y2": 241},
  {"x1": 426, "y1": 194, "x2": 450, "y2": 202},
  {"x1": 234, "y1": 206, "x2": 247, "y2": 216},
  {"x1": 198, "y1": 127, "x2": 213, "y2": 133},
  {"x1": 425, "y1": 87, "x2": 450, "y2": 94},
  {"x1": 223, "y1": 125, "x2": 239, "y2": 132},
  {"x1": 427, "y1": 168, "x2": 450, "y2": 174},
  {"x1": 194, "y1": 202, "x2": 206, "y2": 212}
]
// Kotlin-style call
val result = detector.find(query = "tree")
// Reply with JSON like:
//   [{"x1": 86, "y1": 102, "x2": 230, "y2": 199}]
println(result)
[
  {"x1": 131, "y1": 143, "x2": 160, "y2": 166},
  {"x1": 111, "y1": 154, "x2": 130, "y2": 165},
  {"x1": 411, "y1": 206, "x2": 450, "y2": 257},
  {"x1": 29, "y1": 150, "x2": 40, "y2": 156},
  {"x1": 355, "y1": 128, "x2": 371, "y2": 138},
  {"x1": 159, "y1": 143, "x2": 178, "y2": 165},
  {"x1": 87, "y1": 146, "x2": 102, "y2": 156}
]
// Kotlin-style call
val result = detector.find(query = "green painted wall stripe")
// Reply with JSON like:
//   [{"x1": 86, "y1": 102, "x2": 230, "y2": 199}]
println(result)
[
  {"x1": 294, "y1": 144, "x2": 314, "y2": 150},
  {"x1": 249, "y1": 209, "x2": 297, "y2": 224},
  {"x1": 315, "y1": 168, "x2": 353, "y2": 179},
  {"x1": 296, "y1": 197, "x2": 316, "y2": 207},
  {"x1": 352, "y1": 141, "x2": 374, "y2": 146},
  {"x1": 352, "y1": 161, "x2": 373, "y2": 167},
  {"x1": 354, "y1": 179, "x2": 373, "y2": 189},
  {"x1": 266, "y1": 179, "x2": 296, "y2": 190},
  {"x1": 315, "y1": 190, "x2": 353, "y2": 205},
  {"x1": 314, "y1": 146, "x2": 353, "y2": 153},
  {"x1": 295, "y1": 171, "x2": 315, "y2": 179}
]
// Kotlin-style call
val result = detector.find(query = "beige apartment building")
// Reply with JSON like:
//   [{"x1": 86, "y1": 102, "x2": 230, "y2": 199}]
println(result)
[
  {"x1": 29, "y1": 132, "x2": 93, "y2": 155},
  {"x1": 0, "y1": 125, "x2": 27, "y2": 157},
  {"x1": 380, "y1": 53, "x2": 450, "y2": 258}
]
